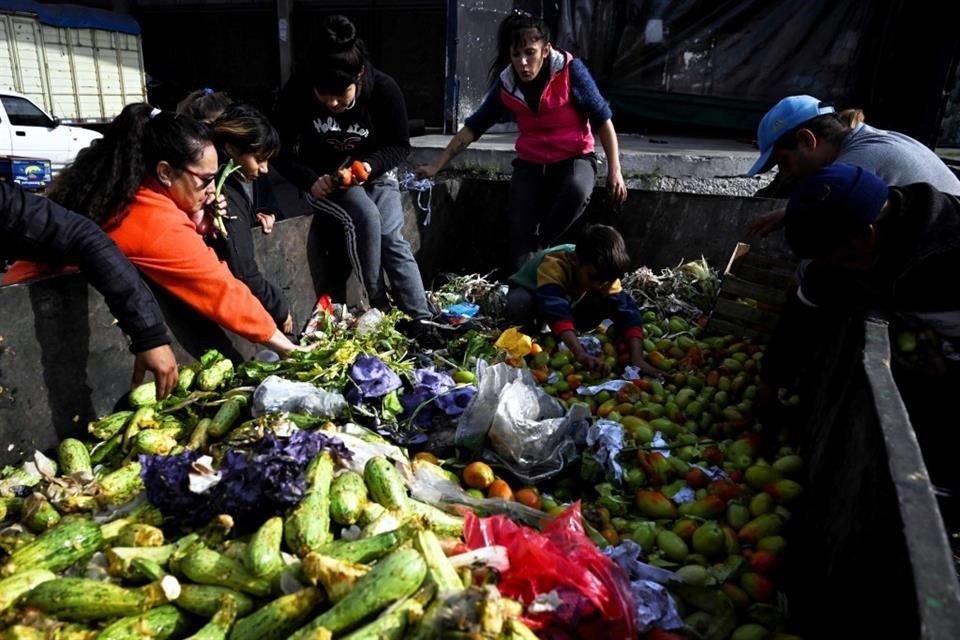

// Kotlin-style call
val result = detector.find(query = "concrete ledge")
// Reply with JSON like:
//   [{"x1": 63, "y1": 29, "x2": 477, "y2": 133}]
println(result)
[{"x1": 408, "y1": 133, "x2": 773, "y2": 197}]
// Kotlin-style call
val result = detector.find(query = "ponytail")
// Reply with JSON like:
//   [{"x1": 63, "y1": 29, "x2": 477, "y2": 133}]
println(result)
[
  {"x1": 489, "y1": 13, "x2": 552, "y2": 83},
  {"x1": 48, "y1": 103, "x2": 212, "y2": 229}
]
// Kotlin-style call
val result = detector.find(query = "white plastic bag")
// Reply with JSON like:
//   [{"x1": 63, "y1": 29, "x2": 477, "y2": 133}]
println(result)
[
  {"x1": 455, "y1": 362, "x2": 591, "y2": 483},
  {"x1": 252, "y1": 375, "x2": 348, "y2": 419}
]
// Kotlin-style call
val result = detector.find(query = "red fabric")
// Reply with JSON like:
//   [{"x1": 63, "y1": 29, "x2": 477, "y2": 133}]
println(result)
[
  {"x1": 550, "y1": 318, "x2": 576, "y2": 336},
  {"x1": 500, "y1": 52, "x2": 594, "y2": 165},
  {"x1": 623, "y1": 326, "x2": 644, "y2": 339},
  {"x1": 464, "y1": 502, "x2": 637, "y2": 639}
]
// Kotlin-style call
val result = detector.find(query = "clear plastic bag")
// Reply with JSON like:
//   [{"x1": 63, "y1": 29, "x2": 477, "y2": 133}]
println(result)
[
  {"x1": 455, "y1": 362, "x2": 591, "y2": 484},
  {"x1": 251, "y1": 375, "x2": 348, "y2": 419}
]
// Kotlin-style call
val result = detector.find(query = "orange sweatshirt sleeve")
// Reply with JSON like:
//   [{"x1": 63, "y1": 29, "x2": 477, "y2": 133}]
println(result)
[{"x1": 110, "y1": 188, "x2": 277, "y2": 343}]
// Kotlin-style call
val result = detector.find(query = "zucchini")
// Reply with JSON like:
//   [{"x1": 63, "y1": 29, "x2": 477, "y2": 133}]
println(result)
[
  {"x1": 58, "y1": 495, "x2": 99, "y2": 513},
  {"x1": 129, "y1": 381, "x2": 159, "y2": 407},
  {"x1": 184, "y1": 594, "x2": 238, "y2": 640},
  {"x1": 413, "y1": 529, "x2": 462, "y2": 594},
  {"x1": 96, "y1": 461, "x2": 144, "y2": 506},
  {"x1": 364, "y1": 457, "x2": 407, "y2": 511},
  {"x1": 121, "y1": 406, "x2": 160, "y2": 451},
  {"x1": 187, "y1": 418, "x2": 213, "y2": 450},
  {"x1": 117, "y1": 523, "x2": 165, "y2": 547},
  {"x1": 284, "y1": 452, "x2": 334, "y2": 557},
  {"x1": 96, "y1": 604, "x2": 188, "y2": 640},
  {"x1": 360, "y1": 510, "x2": 401, "y2": 538},
  {"x1": 106, "y1": 532, "x2": 198, "y2": 578},
  {"x1": 228, "y1": 587, "x2": 324, "y2": 640},
  {"x1": 176, "y1": 362, "x2": 201, "y2": 394},
  {"x1": 340, "y1": 583, "x2": 436, "y2": 640},
  {"x1": 132, "y1": 428, "x2": 180, "y2": 456},
  {"x1": 22, "y1": 494, "x2": 61, "y2": 533},
  {"x1": 198, "y1": 358, "x2": 234, "y2": 391},
  {"x1": 301, "y1": 553, "x2": 369, "y2": 602},
  {"x1": 179, "y1": 547, "x2": 272, "y2": 597},
  {"x1": 88, "y1": 431, "x2": 123, "y2": 467},
  {"x1": 208, "y1": 396, "x2": 248, "y2": 439},
  {"x1": 406, "y1": 498, "x2": 464, "y2": 537},
  {"x1": 100, "y1": 503, "x2": 164, "y2": 541},
  {"x1": 177, "y1": 584, "x2": 256, "y2": 619},
  {"x1": 132, "y1": 557, "x2": 256, "y2": 619},
  {"x1": 0, "y1": 568, "x2": 56, "y2": 614},
  {"x1": 88, "y1": 411, "x2": 133, "y2": 440},
  {"x1": 315, "y1": 519, "x2": 420, "y2": 565},
  {"x1": 243, "y1": 516, "x2": 284, "y2": 579},
  {"x1": 57, "y1": 438, "x2": 93, "y2": 476},
  {"x1": 2, "y1": 515, "x2": 103, "y2": 576},
  {"x1": 330, "y1": 471, "x2": 368, "y2": 526},
  {"x1": 289, "y1": 548, "x2": 427, "y2": 638},
  {"x1": 22, "y1": 577, "x2": 166, "y2": 620},
  {"x1": 356, "y1": 502, "x2": 386, "y2": 528}
]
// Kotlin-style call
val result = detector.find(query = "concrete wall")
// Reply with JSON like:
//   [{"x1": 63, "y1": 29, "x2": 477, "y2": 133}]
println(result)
[{"x1": 0, "y1": 180, "x2": 786, "y2": 465}]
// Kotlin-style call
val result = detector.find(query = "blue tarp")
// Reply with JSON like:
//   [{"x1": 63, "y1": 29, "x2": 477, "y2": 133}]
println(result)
[{"x1": 0, "y1": 0, "x2": 140, "y2": 35}]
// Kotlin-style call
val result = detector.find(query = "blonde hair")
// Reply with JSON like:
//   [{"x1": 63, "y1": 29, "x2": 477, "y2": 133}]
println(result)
[{"x1": 837, "y1": 108, "x2": 865, "y2": 129}]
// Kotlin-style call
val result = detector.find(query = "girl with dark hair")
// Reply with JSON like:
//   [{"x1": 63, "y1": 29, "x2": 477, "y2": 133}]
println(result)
[
  {"x1": 272, "y1": 14, "x2": 434, "y2": 336},
  {"x1": 6, "y1": 103, "x2": 299, "y2": 356},
  {"x1": 208, "y1": 103, "x2": 293, "y2": 334},
  {"x1": 418, "y1": 13, "x2": 627, "y2": 270}
]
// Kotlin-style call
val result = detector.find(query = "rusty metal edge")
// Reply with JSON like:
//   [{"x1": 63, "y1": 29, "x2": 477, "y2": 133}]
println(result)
[{"x1": 862, "y1": 317, "x2": 960, "y2": 639}]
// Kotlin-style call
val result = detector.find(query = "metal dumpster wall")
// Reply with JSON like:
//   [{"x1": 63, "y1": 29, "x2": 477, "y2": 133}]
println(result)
[{"x1": 0, "y1": 180, "x2": 787, "y2": 464}]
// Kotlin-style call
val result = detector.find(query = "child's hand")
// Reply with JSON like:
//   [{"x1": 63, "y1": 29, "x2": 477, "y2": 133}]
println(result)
[
  {"x1": 256, "y1": 211, "x2": 276, "y2": 234},
  {"x1": 578, "y1": 353, "x2": 609, "y2": 375}
]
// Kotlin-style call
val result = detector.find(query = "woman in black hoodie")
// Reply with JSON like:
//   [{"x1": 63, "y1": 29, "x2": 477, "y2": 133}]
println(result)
[{"x1": 272, "y1": 14, "x2": 432, "y2": 334}]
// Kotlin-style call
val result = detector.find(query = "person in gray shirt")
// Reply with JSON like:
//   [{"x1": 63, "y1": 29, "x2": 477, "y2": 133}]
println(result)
[{"x1": 746, "y1": 94, "x2": 960, "y2": 235}]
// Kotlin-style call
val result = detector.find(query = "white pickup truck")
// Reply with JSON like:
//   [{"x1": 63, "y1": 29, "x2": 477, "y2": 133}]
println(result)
[{"x1": 0, "y1": 89, "x2": 100, "y2": 174}]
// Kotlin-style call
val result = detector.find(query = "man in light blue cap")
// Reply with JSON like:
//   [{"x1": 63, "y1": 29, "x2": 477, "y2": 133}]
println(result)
[{"x1": 747, "y1": 94, "x2": 960, "y2": 236}]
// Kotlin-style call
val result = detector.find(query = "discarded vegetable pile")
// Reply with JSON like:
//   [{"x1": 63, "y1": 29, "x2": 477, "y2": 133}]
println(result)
[{"x1": 0, "y1": 262, "x2": 804, "y2": 639}]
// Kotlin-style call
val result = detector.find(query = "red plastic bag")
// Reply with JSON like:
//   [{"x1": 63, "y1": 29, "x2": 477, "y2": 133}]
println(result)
[{"x1": 464, "y1": 501, "x2": 637, "y2": 639}]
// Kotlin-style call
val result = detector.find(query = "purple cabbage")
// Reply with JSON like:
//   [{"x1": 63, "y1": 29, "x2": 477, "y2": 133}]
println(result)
[
  {"x1": 139, "y1": 430, "x2": 351, "y2": 528},
  {"x1": 346, "y1": 355, "x2": 403, "y2": 403}
]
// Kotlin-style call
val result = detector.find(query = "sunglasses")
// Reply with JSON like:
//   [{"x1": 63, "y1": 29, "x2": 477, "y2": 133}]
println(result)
[{"x1": 180, "y1": 165, "x2": 217, "y2": 189}]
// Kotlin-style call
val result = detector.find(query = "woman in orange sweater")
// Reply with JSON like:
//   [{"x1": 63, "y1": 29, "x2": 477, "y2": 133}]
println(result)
[{"x1": 8, "y1": 104, "x2": 298, "y2": 356}]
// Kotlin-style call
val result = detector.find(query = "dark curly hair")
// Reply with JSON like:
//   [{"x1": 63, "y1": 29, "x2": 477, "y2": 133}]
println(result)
[
  {"x1": 575, "y1": 224, "x2": 631, "y2": 281},
  {"x1": 307, "y1": 14, "x2": 368, "y2": 93},
  {"x1": 48, "y1": 103, "x2": 212, "y2": 229}
]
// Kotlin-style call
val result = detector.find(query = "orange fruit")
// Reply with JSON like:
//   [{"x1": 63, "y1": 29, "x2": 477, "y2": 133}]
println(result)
[
  {"x1": 413, "y1": 451, "x2": 439, "y2": 465},
  {"x1": 600, "y1": 526, "x2": 620, "y2": 545},
  {"x1": 514, "y1": 488, "x2": 542, "y2": 509},
  {"x1": 487, "y1": 479, "x2": 514, "y2": 501},
  {"x1": 463, "y1": 461, "x2": 496, "y2": 489}
]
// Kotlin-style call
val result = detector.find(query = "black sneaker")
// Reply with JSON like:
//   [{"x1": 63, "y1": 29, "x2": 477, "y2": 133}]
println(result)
[{"x1": 398, "y1": 318, "x2": 445, "y2": 350}]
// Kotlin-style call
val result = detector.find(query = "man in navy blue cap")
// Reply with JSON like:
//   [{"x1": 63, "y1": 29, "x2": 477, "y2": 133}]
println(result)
[
  {"x1": 746, "y1": 94, "x2": 960, "y2": 236},
  {"x1": 783, "y1": 163, "x2": 960, "y2": 341}
]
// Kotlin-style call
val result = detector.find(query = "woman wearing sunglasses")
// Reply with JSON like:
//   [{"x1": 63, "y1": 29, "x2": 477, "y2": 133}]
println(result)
[{"x1": 5, "y1": 103, "x2": 299, "y2": 357}]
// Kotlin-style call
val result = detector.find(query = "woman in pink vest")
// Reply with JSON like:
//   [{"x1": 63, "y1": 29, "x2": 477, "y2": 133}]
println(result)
[{"x1": 418, "y1": 13, "x2": 626, "y2": 269}]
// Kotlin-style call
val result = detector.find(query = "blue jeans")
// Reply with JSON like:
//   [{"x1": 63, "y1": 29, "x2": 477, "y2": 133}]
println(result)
[{"x1": 310, "y1": 175, "x2": 430, "y2": 320}]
